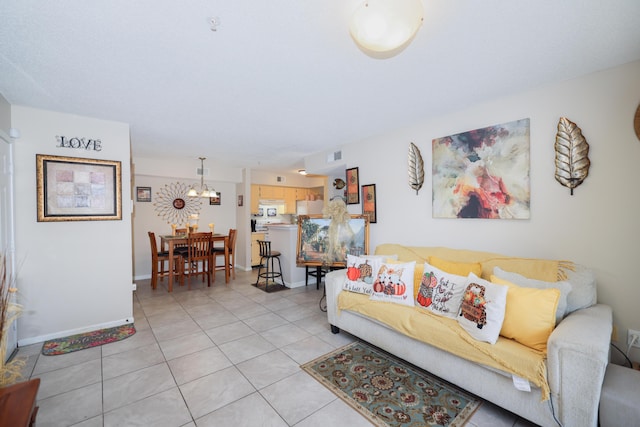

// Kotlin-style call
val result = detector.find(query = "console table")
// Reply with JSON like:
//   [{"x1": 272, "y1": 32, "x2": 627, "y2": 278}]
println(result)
[{"x1": 0, "y1": 378, "x2": 40, "y2": 427}]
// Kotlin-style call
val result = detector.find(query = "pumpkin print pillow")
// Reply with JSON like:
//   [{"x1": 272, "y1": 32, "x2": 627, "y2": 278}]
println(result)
[
  {"x1": 369, "y1": 261, "x2": 416, "y2": 306},
  {"x1": 457, "y1": 273, "x2": 508, "y2": 345},
  {"x1": 415, "y1": 262, "x2": 466, "y2": 319},
  {"x1": 343, "y1": 255, "x2": 380, "y2": 295}
]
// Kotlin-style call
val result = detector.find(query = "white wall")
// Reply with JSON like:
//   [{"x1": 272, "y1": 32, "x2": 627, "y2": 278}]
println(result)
[
  {"x1": 0, "y1": 94, "x2": 18, "y2": 359},
  {"x1": 307, "y1": 60, "x2": 640, "y2": 358},
  {"x1": 12, "y1": 106, "x2": 133, "y2": 345}
]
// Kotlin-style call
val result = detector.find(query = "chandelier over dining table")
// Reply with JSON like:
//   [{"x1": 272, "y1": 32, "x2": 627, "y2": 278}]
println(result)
[{"x1": 188, "y1": 157, "x2": 218, "y2": 198}]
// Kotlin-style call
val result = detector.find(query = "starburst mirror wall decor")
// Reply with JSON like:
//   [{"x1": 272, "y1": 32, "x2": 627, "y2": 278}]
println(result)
[{"x1": 153, "y1": 182, "x2": 202, "y2": 225}]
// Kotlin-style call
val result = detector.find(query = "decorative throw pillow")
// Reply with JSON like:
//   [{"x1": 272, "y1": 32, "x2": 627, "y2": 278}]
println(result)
[
  {"x1": 386, "y1": 259, "x2": 423, "y2": 300},
  {"x1": 429, "y1": 256, "x2": 483, "y2": 277},
  {"x1": 493, "y1": 267, "x2": 572, "y2": 323},
  {"x1": 415, "y1": 262, "x2": 466, "y2": 319},
  {"x1": 412, "y1": 262, "x2": 424, "y2": 300},
  {"x1": 369, "y1": 261, "x2": 416, "y2": 306},
  {"x1": 491, "y1": 275, "x2": 559, "y2": 352},
  {"x1": 457, "y1": 273, "x2": 508, "y2": 345},
  {"x1": 343, "y1": 254, "x2": 380, "y2": 295}
]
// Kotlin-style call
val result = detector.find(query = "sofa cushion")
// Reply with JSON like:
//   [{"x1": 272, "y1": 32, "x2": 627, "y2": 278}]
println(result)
[
  {"x1": 563, "y1": 264, "x2": 597, "y2": 314},
  {"x1": 416, "y1": 262, "x2": 466, "y2": 319},
  {"x1": 343, "y1": 254, "x2": 381, "y2": 295},
  {"x1": 493, "y1": 266, "x2": 571, "y2": 323},
  {"x1": 458, "y1": 273, "x2": 508, "y2": 345},
  {"x1": 369, "y1": 261, "x2": 416, "y2": 306},
  {"x1": 428, "y1": 256, "x2": 483, "y2": 277},
  {"x1": 491, "y1": 275, "x2": 559, "y2": 352},
  {"x1": 374, "y1": 244, "x2": 568, "y2": 283}
]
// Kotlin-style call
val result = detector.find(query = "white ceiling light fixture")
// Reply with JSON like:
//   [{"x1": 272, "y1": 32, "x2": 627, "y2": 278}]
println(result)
[
  {"x1": 349, "y1": 0, "x2": 424, "y2": 59},
  {"x1": 298, "y1": 169, "x2": 308, "y2": 175},
  {"x1": 188, "y1": 157, "x2": 218, "y2": 198}
]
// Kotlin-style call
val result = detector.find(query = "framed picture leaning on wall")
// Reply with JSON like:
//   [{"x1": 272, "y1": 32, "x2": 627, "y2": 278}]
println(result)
[{"x1": 296, "y1": 214, "x2": 369, "y2": 267}]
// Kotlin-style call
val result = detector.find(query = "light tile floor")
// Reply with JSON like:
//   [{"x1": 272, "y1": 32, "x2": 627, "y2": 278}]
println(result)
[{"x1": 16, "y1": 269, "x2": 537, "y2": 427}]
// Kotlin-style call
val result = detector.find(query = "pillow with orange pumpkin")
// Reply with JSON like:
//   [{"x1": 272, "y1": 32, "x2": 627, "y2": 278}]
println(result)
[
  {"x1": 416, "y1": 262, "x2": 467, "y2": 319},
  {"x1": 369, "y1": 261, "x2": 416, "y2": 306},
  {"x1": 343, "y1": 254, "x2": 381, "y2": 295}
]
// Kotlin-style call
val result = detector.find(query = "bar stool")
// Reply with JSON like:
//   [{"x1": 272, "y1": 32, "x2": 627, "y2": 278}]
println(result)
[{"x1": 255, "y1": 240, "x2": 285, "y2": 292}]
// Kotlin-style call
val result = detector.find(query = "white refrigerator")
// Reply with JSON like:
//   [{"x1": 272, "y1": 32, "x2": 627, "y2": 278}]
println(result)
[{"x1": 296, "y1": 200, "x2": 324, "y2": 215}]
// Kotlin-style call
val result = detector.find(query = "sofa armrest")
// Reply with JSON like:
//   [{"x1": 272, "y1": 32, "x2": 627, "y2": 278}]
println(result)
[
  {"x1": 547, "y1": 303, "x2": 612, "y2": 427},
  {"x1": 325, "y1": 269, "x2": 346, "y2": 327}
]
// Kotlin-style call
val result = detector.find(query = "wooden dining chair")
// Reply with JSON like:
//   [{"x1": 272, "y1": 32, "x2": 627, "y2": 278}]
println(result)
[
  {"x1": 213, "y1": 228, "x2": 236, "y2": 281},
  {"x1": 148, "y1": 232, "x2": 184, "y2": 290},
  {"x1": 182, "y1": 232, "x2": 212, "y2": 288}
]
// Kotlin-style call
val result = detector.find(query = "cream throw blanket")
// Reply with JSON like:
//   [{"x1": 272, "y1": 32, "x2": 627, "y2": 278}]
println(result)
[{"x1": 338, "y1": 291, "x2": 550, "y2": 400}]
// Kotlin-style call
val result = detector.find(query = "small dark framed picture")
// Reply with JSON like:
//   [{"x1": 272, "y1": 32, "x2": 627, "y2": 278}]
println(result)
[
  {"x1": 362, "y1": 184, "x2": 376, "y2": 223},
  {"x1": 346, "y1": 167, "x2": 359, "y2": 205},
  {"x1": 209, "y1": 193, "x2": 221, "y2": 205},
  {"x1": 238, "y1": 195, "x2": 244, "y2": 206},
  {"x1": 136, "y1": 187, "x2": 152, "y2": 203}
]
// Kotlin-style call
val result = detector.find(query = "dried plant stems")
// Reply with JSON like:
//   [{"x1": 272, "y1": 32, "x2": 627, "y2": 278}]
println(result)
[{"x1": 0, "y1": 253, "x2": 24, "y2": 386}]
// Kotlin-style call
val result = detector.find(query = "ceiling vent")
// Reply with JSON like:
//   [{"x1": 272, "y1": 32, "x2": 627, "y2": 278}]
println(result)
[
  {"x1": 327, "y1": 150, "x2": 342, "y2": 163},
  {"x1": 196, "y1": 167, "x2": 209, "y2": 176}
]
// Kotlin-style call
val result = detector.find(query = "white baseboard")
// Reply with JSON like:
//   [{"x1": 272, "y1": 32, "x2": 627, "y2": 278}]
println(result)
[
  {"x1": 286, "y1": 280, "x2": 306, "y2": 288},
  {"x1": 18, "y1": 317, "x2": 135, "y2": 347}
]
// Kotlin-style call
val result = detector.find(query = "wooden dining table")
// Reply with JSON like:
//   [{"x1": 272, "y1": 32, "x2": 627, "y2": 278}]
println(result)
[{"x1": 160, "y1": 233, "x2": 229, "y2": 292}]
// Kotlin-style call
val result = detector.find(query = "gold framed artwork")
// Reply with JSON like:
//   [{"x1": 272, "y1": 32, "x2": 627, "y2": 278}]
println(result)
[
  {"x1": 346, "y1": 167, "x2": 359, "y2": 204},
  {"x1": 37, "y1": 154, "x2": 122, "y2": 222},
  {"x1": 634, "y1": 103, "x2": 640, "y2": 141},
  {"x1": 296, "y1": 214, "x2": 369, "y2": 267},
  {"x1": 361, "y1": 184, "x2": 377, "y2": 223}
]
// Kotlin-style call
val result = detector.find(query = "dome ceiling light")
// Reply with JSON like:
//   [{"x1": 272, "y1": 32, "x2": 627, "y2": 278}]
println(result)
[{"x1": 349, "y1": 0, "x2": 424, "y2": 59}]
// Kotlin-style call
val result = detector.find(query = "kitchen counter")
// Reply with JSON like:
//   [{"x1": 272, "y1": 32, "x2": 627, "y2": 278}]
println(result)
[{"x1": 265, "y1": 224, "x2": 306, "y2": 287}]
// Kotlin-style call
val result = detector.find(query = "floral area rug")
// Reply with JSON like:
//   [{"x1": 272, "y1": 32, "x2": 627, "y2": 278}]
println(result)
[
  {"x1": 42, "y1": 324, "x2": 136, "y2": 356},
  {"x1": 301, "y1": 341, "x2": 481, "y2": 427}
]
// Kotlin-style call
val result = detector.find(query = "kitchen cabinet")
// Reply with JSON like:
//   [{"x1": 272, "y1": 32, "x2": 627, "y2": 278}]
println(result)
[
  {"x1": 259, "y1": 185, "x2": 285, "y2": 200},
  {"x1": 250, "y1": 185, "x2": 323, "y2": 214},
  {"x1": 296, "y1": 188, "x2": 309, "y2": 201},
  {"x1": 283, "y1": 187, "x2": 297, "y2": 214},
  {"x1": 250, "y1": 185, "x2": 260, "y2": 214},
  {"x1": 251, "y1": 232, "x2": 265, "y2": 266}
]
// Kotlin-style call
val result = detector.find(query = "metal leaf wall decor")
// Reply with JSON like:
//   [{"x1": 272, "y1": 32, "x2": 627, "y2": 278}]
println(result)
[
  {"x1": 408, "y1": 142, "x2": 424, "y2": 195},
  {"x1": 554, "y1": 117, "x2": 590, "y2": 195}
]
